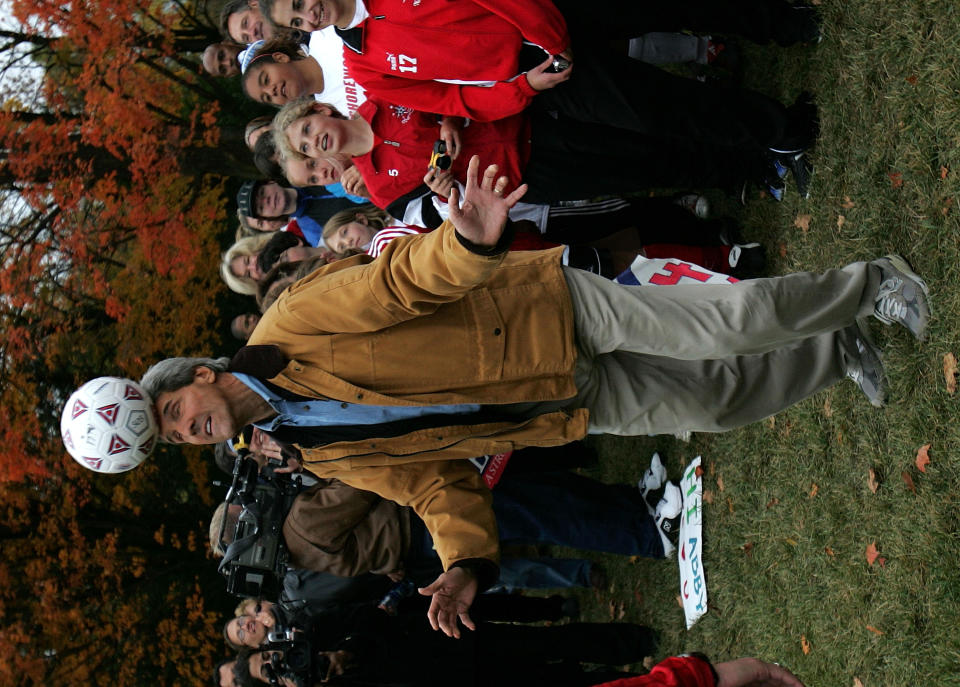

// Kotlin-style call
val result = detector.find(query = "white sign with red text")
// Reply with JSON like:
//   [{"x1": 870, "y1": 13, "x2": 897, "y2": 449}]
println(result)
[{"x1": 615, "y1": 256, "x2": 737, "y2": 286}]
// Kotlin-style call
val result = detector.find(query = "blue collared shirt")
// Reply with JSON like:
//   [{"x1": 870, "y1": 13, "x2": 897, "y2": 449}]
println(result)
[{"x1": 233, "y1": 373, "x2": 481, "y2": 431}]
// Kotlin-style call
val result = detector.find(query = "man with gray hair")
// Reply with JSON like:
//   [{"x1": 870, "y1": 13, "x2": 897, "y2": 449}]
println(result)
[{"x1": 140, "y1": 156, "x2": 930, "y2": 638}]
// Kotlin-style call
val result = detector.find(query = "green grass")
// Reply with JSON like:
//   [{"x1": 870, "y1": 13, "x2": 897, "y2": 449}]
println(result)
[{"x1": 564, "y1": 5, "x2": 960, "y2": 685}]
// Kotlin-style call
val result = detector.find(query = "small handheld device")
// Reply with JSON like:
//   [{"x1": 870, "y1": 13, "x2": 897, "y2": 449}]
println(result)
[
  {"x1": 546, "y1": 55, "x2": 571, "y2": 73},
  {"x1": 428, "y1": 140, "x2": 452, "y2": 170}
]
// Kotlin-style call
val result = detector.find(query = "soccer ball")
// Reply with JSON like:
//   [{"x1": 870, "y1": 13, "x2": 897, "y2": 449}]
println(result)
[{"x1": 60, "y1": 377, "x2": 158, "y2": 474}]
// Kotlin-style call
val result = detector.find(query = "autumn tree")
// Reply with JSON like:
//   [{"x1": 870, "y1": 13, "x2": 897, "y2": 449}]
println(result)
[{"x1": 0, "y1": 0, "x2": 271, "y2": 683}]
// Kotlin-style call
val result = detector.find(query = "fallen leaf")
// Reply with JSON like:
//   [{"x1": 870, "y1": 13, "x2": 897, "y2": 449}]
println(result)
[
  {"x1": 916, "y1": 444, "x2": 931, "y2": 473},
  {"x1": 941, "y1": 165, "x2": 950, "y2": 179},
  {"x1": 878, "y1": 557, "x2": 887, "y2": 568},
  {"x1": 944, "y1": 353, "x2": 958, "y2": 394},
  {"x1": 837, "y1": 214, "x2": 846, "y2": 229},
  {"x1": 608, "y1": 600, "x2": 624, "y2": 620},
  {"x1": 824, "y1": 546, "x2": 835, "y2": 557},
  {"x1": 741, "y1": 541, "x2": 754, "y2": 556},
  {"x1": 801, "y1": 635, "x2": 811, "y2": 654},
  {"x1": 865, "y1": 625, "x2": 884, "y2": 636},
  {"x1": 785, "y1": 538, "x2": 798, "y2": 547},
  {"x1": 823, "y1": 397, "x2": 833, "y2": 417},
  {"x1": 695, "y1": 465, "x2": 704, "y2": 478},
  {"x1": 794, "y1": 214, "x2": 812, "y2": 232},
  {"x1": 717, "y1": 474, "x2": 725, "y2": 492},
  {"x1": 906, "y1": 74, "x2": 918, "y2": 85},
  {"x1": 766, "y1": 497, "x2": 779, "y2": 509},
  {"x1": 902, "y1": 471, "x2": 916, "y2": 494},
  {"x1": 943, "y1": 197, "x2": 954, "y2": 215},
  {"x1": 702, "y1": 489, "x2": 714, "y2": 504},
  {"x1": 708, "y1": 462, "x2": 715, "y2": 477},
  {"x1": 643, "y1": 656, "x2": 656, "y2": 670},
  {"x1": 888, "y1": 172, "x2": 904, "y2": 188},
  {"x1": 868, "y1": 468, "x2": 879, "y2": 494},
  {"x1": 837, "y1": 429, "x2": 844, "y2": 444},
  {"x1": 767, "y1": 416, "x2": 776, "y2": 429},
  {"x1": 778, "y1": 242, "x2": 787, "y2": 258},
  {"x1": 676, "y1": 595, "x2": 684, "y2": 608},
  {"x1": 866, "y1": 541, "x2": 879, "y2": 565},
  {"x1": 841, "y1": 196, "x2": 856, "y2": 209},
  {"x1": 853, "y1": 678, "x2": 864, "y2": 687},
  {"x1": 809, "y1": 483, "x2": 819, "y2": 498},
  {"x1": 628, "y1": 555, "x2": 640, "y2": 565},
  {"x1": 727, "y1": 497, "x2": 734, "y2": 514}
]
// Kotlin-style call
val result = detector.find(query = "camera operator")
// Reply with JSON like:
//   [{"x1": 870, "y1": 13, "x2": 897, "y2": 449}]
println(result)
[{"x1": 230, "y1": 599, "x2": 657, "y2": 687}]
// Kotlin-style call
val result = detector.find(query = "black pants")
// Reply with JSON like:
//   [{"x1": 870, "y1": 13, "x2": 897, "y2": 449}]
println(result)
[
  {"x1": 523, "y1": 112, "x2": 769, "y2": 202},
  {"x1": 555, "y1": 0, "x2": 817, "y2": 47}
]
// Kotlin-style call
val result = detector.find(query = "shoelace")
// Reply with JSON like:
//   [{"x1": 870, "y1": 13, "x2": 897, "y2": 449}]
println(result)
[{"x1": 875, "y1": 278, "x2": 908, "y2": 322}]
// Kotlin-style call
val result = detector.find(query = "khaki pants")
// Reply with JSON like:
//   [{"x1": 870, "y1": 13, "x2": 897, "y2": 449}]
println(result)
[{"x1": 564, "y1": 262, "x2": 881, "y2": 435}]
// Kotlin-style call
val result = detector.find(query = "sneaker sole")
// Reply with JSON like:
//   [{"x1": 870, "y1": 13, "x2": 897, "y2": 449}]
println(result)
[
  {"x1": 882, "y1": 254, "x2": 932, "y2": 339},
  {"x1": 854, "y1": 317, "x2": 887, "y2": 408}
]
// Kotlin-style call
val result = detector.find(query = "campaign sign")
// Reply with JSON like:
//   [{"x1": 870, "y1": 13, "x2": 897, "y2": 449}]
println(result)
[
  {"x1": 678, "y1": 456, "x2": 707, "y2": 629},
  {"x1": 615, "y1": 256, "x2": 738, "y2": 287}
]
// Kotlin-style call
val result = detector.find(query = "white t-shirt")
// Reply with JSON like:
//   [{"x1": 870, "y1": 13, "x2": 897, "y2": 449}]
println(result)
[{"x1": 308, "y1": 28, "x2": 366, "y2": 116}]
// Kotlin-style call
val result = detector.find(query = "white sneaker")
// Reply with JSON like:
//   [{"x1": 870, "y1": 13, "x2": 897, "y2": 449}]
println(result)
[
  {"x1": 638, "y1": 452, "x2": 667, "y2": 515},
  {"x1": 654, "y1": 482, "x2": 682, "y2": 558}
]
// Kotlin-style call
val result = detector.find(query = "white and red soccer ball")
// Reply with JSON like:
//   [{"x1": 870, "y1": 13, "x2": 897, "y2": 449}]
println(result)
[{"x1": 60, "y1": 377, "x2": 158, "y2": 474}]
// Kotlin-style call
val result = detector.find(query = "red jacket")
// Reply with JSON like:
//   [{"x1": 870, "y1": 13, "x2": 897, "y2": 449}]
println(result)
[
  {"x1": 342, "y1": 0, "x2": 569, "y2": 121},
  {"x1": 351, "y1": 98, "x2": 530, "y2": 211},
  {"x1": 595, "y1": 656, "x2": 717, "y2": 687}
]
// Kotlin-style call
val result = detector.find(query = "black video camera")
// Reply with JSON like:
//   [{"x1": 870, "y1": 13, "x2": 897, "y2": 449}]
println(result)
[
  {"x1": 216, "y1": 451, "x2": 301, "y2": 598},
  {"x1": 260, "y1": 635, "x2": 331, "y2": 687}
]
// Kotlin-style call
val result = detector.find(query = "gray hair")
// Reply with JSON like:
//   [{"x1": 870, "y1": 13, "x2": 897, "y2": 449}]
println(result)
[{"x1": 140, "y1": 356, "x2": 231, "y2": 402}]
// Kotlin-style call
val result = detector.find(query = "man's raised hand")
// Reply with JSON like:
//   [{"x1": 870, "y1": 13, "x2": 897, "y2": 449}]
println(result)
[
  {"x1": 448, "y1": 155, "x2": 527, "y2": 248},
  {"x1": 418, "y1": 567, "x2": 478, "y2": 639}
]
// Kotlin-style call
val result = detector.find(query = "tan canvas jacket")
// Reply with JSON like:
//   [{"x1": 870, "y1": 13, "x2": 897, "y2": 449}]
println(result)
[{"x1": 248, "y1": 221, "x2": 589, "y2": 569}]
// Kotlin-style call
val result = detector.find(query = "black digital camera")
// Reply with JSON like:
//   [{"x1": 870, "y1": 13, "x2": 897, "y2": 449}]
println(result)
[
  {"x1": 216, "y1": 454, "x2": 301, "y2": 598},
  {"x1": 428, "y1": 140, "x2": 452, "y2": 170},
  {"x1": 546, "y1": 54, "x2": 570, "y2": 73}
]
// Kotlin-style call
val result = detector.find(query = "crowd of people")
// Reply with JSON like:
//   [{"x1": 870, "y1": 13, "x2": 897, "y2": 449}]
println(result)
[{"x1": 132, "y1": 0, "x2": 932, "y2": 684}]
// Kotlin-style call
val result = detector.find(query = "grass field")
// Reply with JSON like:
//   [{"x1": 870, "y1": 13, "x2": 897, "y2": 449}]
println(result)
[{"x1": 569, "y1": 4, "x2": 960, "y2": 686}]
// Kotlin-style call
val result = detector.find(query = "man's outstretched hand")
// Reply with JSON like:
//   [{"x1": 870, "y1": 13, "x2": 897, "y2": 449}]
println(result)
[
  {"x1": 418, "y1": 567, "x2": 478, "y2": 639},
  {"x1": 716, "y1": 658, "x2": 806, "y2": 687},
  {"x1": 448, "y1": 155, "x2": 527, "y2": 248}
]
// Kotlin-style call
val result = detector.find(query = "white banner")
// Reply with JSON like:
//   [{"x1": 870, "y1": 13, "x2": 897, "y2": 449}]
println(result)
[
  {"x1": 678, "y1": 455, "x2": 707, "y2": 628},
  {"x1": 615, "y1": 256, "x2": 737, "y2": 286}
]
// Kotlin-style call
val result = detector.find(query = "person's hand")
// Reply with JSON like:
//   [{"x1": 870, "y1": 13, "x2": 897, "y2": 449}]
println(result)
[
  {"x1": 424, "y1": 167, "x2": 456, "y2": 197},
  {"x1": 387, "y1": 569, "x2": 406, "y2": 582},
  {"x1": 340, "y1": 165, "x2": 369, "y2": 198},
  {"x1": 448, "y1": 155, "x2": 527, "y2": 248},
  {"x1": 318, "y1": 650, "x2": 355, "y2": 681},
  {"x1": 273, "y1": 456, "x2": 302, "y2": 474},
  {"x1": 418, "y1": 567, "x2": 478, "y2": 638},
  {"x1": 715, "y1": 658, "x2": 806, "y2": 687},
  {"x1": 439, "y1": 117, "x2": 464, "y2": 160},
  {"x1": 251, "y1": 428, "x2": 284, "y2": 462},
  {"x1": 525, "y1": 53, "x2": 573, "y2": 91}
]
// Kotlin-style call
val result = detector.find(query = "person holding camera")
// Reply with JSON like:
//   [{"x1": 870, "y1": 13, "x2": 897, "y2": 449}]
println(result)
[{"x1": 230, "y1": 598, "x2": 657, "y2": 687}]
